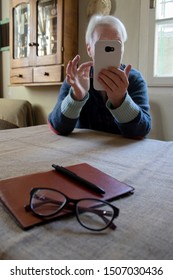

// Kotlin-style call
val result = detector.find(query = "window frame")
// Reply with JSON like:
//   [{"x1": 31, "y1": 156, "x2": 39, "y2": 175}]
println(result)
[{"x1": 139, "y1": 0, "x2": 173, "y2": 87}]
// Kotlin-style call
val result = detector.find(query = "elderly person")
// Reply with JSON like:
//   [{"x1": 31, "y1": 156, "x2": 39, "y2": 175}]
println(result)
[{"x1": 48, "y1": 15, "x2": 151, "y2": 139}]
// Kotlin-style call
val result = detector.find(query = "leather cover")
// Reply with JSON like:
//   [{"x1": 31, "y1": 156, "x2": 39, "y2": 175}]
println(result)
[{"x1": 0, "y1": 163, "x2": 134, "y2": 230}]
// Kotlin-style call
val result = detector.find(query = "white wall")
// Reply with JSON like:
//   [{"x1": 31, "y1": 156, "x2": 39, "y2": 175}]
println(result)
[{"x1": 148, "y1": 89, "x2": 173, "y2": 141}]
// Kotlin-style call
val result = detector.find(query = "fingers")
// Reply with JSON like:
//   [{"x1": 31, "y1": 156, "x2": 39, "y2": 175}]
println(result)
[
  {"x1": 77, "y1": 61, "x2": 93, "y2": 71},
  {"x1": 100, "y1": 69, "x2": 126, "y2": 88},
  {"x1": 77, "y1": 61, "x2": 93, "y2": 78},
  {"x1": 65, "y1": 55, "x2": 93, "y2": 93},
  {"x1": 66, "y1": 55, "x2": 80, "y2": 76},
  {"x1": 98, "y1": 65, "x2": 132, "y2": 107},
  {"x1": 66, "y1": 55, "x2": 93, "y2": 77},
  {"x1": 105, "y1": 65, "x2": 131, "y2": 88},
  {"x1": 124, "y1": 64, "x2": 132, "y2": 78},
  {"x1": 66, "y1": 74, "x2": 74, "y2": 86}
]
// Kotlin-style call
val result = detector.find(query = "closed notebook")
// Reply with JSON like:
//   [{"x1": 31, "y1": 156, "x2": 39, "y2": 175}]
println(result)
[{"x1": 0, "y1": 163, "x2": 134, "y2": 230}]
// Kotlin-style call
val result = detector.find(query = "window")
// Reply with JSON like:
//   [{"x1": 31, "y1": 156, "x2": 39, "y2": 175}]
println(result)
[
  {"x1": 139, "y1": 0, "x2": 173, "y2": 86},
  {"x1": 155, "y1": 0, "x2": 173, "y2": 77}
]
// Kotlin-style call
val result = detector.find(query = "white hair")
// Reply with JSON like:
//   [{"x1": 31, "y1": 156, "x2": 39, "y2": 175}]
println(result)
[{"x1": 85, "y1": 15, "x2": 127, "y2": 45}]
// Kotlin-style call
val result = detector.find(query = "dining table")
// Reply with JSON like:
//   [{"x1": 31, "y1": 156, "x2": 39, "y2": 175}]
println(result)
[{"x1": 0, "y1": 124, "x2": 173, "y2": 260}]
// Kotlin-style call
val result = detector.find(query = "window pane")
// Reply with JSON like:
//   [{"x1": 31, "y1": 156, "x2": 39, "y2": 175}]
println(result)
[
  {"x1": 155, "y1": 21, "x2": 173, "y2": 76},
  {"x1": 156, "y1": 0, "x2": 173, "y2": 19}
]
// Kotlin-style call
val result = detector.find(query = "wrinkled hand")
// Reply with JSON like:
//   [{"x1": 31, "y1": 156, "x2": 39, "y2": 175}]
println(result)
[
  {"x1": 98, "y1": 65, "x2": 132, "y2": 108},
  {"x1": 66, "y1": 55, "x2": 93, "y2": 101}
]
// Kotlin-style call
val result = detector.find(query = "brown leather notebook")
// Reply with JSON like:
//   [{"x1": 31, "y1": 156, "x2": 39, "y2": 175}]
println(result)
[{"x1": 0, "y1": 163, "x2": 134, "y2": 230}]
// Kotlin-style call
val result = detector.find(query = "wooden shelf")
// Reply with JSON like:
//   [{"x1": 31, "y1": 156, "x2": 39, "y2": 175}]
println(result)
[
  {"x1": 25, "y1": 82, "x2": 63, "y2": 86},
  {"x1": 9, "y1": 82, "x2": 62, "y2": 87}
]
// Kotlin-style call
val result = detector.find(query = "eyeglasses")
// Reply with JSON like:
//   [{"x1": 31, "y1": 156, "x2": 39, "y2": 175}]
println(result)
[{"x1": 25, "y1": 187, "x2": 119, "y2": 231}]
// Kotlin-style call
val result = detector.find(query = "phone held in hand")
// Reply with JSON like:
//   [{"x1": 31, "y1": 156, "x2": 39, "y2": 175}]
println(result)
[{"x1": 93, "y1": 40, "x2": 122, "y2": 90}]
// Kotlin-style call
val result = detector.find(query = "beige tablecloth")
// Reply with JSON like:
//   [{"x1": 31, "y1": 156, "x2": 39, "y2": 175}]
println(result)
[{"x1": 0, "y1": 125, "x2": 173, "y2": 260}]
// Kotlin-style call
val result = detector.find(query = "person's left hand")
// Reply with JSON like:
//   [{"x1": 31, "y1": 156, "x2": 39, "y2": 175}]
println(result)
[{"x1": 97, "y1": 64, "x2": 131, "y2": 108}]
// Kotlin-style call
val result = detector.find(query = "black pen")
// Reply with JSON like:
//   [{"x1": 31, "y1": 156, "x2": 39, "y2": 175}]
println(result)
[{"x1": 52, "y1": 164, "x2": 105, "y2": 195}]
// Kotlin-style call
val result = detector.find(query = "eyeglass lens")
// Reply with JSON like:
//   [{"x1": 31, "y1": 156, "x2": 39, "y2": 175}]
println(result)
[
  {"x1": 76, "y1": 199, "x2": 115, "y2": 230},
  {"x1": 31, "y1": 188, "x2": 66, "y2": 216},
  {"x1": 30, "y1": 188, "x2": 116, "y2": 231}
]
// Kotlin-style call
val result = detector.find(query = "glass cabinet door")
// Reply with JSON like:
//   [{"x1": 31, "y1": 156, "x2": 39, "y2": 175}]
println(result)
[
  {"x1": 37, "y1": 0, "x2": 57, "y2": 57},
  {"x1": 13, "y1": 3, "x2": 30, "y2": 59},
  {"x1": 10, "y1": 0, "x2": 77, "y2": 84}
]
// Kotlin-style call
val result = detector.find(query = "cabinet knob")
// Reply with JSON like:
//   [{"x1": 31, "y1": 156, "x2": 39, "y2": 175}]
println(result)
[
  {"x1": 29, "y1": 42, "x2": 39, "y2": 47},
  {"x1": 10, "y1": 74, "x2": 23, "y2": 78},
  {"x1": 44, "y1": 72, "x2": 49, "y2": 76},
  {"x1": 33, "y1": 42, "x2": 39, "y2": 47}
]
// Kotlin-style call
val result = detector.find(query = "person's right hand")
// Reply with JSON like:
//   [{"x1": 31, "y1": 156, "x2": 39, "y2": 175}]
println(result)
[{"x1": 66, "y1": 55, "x2": 93, "y2": 101}]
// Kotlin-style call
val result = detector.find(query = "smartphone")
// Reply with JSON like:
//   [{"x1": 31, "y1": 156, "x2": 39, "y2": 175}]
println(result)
[{"x1": 93, "y1": 40, "x2": 122, "y2": 90}]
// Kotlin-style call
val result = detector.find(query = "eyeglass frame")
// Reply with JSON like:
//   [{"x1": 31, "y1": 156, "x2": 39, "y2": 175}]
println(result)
[{"x1": 25, "y1": 187, "x2": 120, "y2": 231}]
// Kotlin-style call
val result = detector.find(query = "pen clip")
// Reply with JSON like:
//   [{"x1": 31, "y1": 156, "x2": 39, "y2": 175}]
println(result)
[{"x1": 52, "y1": 164, "x2": 77, "y2": 176}]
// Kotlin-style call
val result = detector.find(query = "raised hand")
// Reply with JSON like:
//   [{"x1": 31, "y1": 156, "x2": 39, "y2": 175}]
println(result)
[{"x1": 66, "y1": 55, "x2": 93, "y2": 101}]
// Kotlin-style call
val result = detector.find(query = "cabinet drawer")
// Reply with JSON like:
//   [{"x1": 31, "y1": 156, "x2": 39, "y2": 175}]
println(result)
[
  {"x1": 10, "y1": 68, "x2": 32, "y2": 84},
  {"x1": 33, "y1": 65, "x2": 63, "y2": 83}
]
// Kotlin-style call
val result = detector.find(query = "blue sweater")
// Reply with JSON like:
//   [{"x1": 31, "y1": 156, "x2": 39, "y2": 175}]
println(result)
[{"x1": 48, "y1": 66, "x2": 151, "y2": 138}]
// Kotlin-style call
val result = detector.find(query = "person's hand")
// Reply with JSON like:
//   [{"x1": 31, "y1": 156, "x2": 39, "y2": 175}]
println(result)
[
  {"x1": 97, "y1": 64, "x2": 132, "y2": 108},
  {"x1": 66, "y1": 55, "x2": 93, "y2": 101}
]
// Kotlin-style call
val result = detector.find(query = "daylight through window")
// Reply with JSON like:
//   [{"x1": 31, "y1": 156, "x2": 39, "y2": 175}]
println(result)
[{"x1": 155, "y1": 0, "x2": 173, "y2": 77}]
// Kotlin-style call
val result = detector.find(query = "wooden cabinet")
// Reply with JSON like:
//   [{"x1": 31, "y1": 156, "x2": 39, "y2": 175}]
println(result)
[{"x1": 10, "y1": 0, "x2": 78, "y2": 85}]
